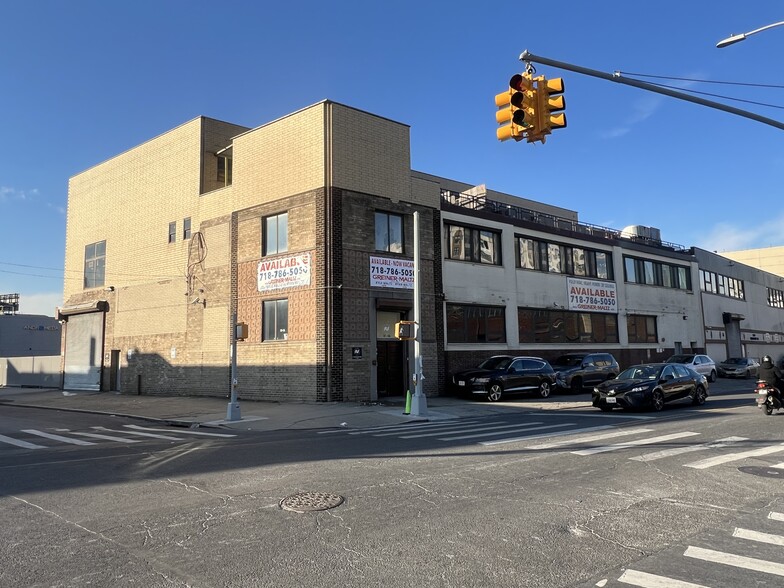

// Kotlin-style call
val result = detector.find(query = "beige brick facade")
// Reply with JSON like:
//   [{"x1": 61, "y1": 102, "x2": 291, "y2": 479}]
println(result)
[{"x1": 62, "y1": 102, "x2": 441, "y2": 402}]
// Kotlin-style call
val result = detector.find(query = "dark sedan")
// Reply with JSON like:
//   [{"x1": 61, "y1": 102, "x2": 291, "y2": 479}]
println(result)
[
  {"x1": 452, "y1": 356, "x2": 556, "y2": 402},
  {"x1": 592, "y1": 363, "x2": 709, "y2": 412}
]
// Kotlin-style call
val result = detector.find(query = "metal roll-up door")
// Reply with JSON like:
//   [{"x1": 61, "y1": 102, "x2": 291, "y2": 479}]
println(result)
[{"x1": 63, "y1": 312, "x2": 104, "y2": 390}]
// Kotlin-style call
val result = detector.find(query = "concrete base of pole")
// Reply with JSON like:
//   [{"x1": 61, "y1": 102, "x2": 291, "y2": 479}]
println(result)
[
  {"x1": 410, "y1": 393, "x2": 428, "y2": 418},
  {"x1": 226, "y1": 401, "x2": 241, "y2": 421}
]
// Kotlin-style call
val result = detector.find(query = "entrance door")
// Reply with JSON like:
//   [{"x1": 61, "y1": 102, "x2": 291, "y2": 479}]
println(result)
[
  {"x1": 377, "y1": 341, "x2": 406, "y2": 397},
  {"x1": 63, "y1": 312, "x2": 104, "y2": 391}
]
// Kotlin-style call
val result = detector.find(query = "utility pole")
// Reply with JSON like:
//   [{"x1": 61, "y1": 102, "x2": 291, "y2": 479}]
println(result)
[
  {"x1": 410, "y1": 211, "x2": 428, "y2": 418},
  {"x1": 519, "y1": 50, "x2": 784, "y2": 132},
  {"x1": 227, "y1": 312, "x2": 242, "y2": 421}
]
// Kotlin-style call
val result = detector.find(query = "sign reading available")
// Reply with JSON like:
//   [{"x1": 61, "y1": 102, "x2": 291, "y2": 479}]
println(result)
[
  {"x1": 370, "y1": 255, "x2": 414, "y2": 289},
  {"x1": 567, "y1": 277, "x2": 617, "y2": 313},
  {"x1": 258, "y1": 252, "x2": 311, "y2": 292}
]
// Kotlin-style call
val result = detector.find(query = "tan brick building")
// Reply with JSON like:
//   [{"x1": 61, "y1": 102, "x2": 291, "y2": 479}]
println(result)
[{"x1": 61, "y1": 102, "x2": 442, "y2": 401}]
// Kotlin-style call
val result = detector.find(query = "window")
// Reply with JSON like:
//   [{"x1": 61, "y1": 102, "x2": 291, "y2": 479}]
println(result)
[
  {"x1": 84, "y1": 240, "x2": 106, "y2": 289},
  {"x1": 445, "y1": 224, "x2": 501, "y2": 265},
  {"x1": 168, "y1": 222, "x2": 176, "y2": 244},
  {"x1": 217, "y1": 156, "x2": 232, "y2": 186},
  {"x1": 375, "y1": 212, "x2": 403, "y2": 253},
  {"x1": 264, "y1": 212, "x2": 288, "y2": 255},
  {"x1": 623, "y1": 256, "x2": 691, "y2": 291},
  {"x1": 768, "y1": 288, "x2": 784, "y2": 308},
  {"x1": 446, "y1": 304, "x2": 506, "y2": 343},
  {"x1": 518, "y1": 308, "x2": 618, "y2": 344},
  {"x1": 183, "y1": 217, "x2": 191, "y2": 240},
  {"x1": 699, "y1": 269, "x2": 744, "y2": 300},
  {"x1": 627, "y1": 314, "x2": 658, "y2": 343},
  {"x1": 515, "y1": 236, "x2": 613, "y2": 280},
  {"x1": 263, "y1": 299, "x2": 288, "y2": 341}
]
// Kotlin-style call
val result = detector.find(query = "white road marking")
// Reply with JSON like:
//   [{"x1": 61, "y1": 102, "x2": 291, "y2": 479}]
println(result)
[
  {"x1": 483, "y1": 425, "x2": 618, "y2": 447},
  {"x1": 92, "y1": 427, "x2": 184, "y2": 440},
  {"x1": 351, "y1": 420, "x2": 492, "y2": 436},
  {"x1": 399, "y1": 422, "x2": 545, "y2": 439},
  {"x1": 769, "y1": 512, "x2": 784, "y2": 522},
  {"x1": 684, "y1": 545, "x2": 784, "y2": 576},
  {"x1": 572, "y1": 432, "x2": 700, "y2": 456},
  {"x1": 69, "y1": 431, "x2": 141, "y2": 443},
  {"x1": 684, "y1": 443, "x2": 784, "y2": 469},
  {"x1": 0, "y1": 434, "x2": 45, "y2": 449},
  {"x1": 22, "y1": 429, "x2": 95, "y2": 446},
  {"x1": 528, "y1": 427, "x2": 654, "y2": 450},
  {"x1": 617, "y1": 568, "x2": 710, "y2": 588},
  {"x1": 733, "y1": 527, "x2": 784, "y2": 546},
  {"x1": 123, "y1": 424, "x2": 236, "y2": 437},
  {"x1": 438, "y1": 422, "x2": 575, "y2": 441},
  {"x1": 630, "y1": 436, "x2": 747, "y2": 462},
  {"x1": 318, "y1": 419, "x2": 484, "y2": 435}
]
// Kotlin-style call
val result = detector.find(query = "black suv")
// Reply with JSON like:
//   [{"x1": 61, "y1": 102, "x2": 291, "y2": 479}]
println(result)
[
  {"x1": 451, "y1": 356, "x2": 557, "y2": 402},
  {"x1": 551, "y1": 352, "x2": 619, "y2": 393}
]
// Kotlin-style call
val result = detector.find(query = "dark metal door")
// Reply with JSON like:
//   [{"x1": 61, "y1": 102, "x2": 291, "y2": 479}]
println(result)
[{"x1": 377, "y1": 341, "x2": 405, "y2": 397}]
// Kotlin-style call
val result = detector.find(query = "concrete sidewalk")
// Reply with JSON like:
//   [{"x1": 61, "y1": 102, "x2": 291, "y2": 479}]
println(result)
[{"x1": 0, "y1": 386, "x2": 594, "y2": 432}]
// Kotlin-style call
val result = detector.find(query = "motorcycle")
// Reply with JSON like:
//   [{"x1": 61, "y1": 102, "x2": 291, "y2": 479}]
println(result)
[{"x1": 755, "y1": 380, "x2": 782, "y2": 415}]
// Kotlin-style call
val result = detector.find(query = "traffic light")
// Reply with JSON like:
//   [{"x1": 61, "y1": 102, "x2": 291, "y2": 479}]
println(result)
[
  {"x1": 495, "y1": 73, "x2": 537, "y2": 141},
  {"x1": 536, "y1": 76, "x2": 567, "y2": 134}
]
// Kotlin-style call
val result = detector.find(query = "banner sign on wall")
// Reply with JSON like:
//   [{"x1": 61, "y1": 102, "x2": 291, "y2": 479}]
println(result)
[
  {"x1": 370, "y1": 256, "x2": 414, "y2": 289},
  {"x1": 258, "y1": 252, "x2": 311, "y2": 292},
  {"x1": 566, "y1": 277, "x2": 617, "y2": 313}
]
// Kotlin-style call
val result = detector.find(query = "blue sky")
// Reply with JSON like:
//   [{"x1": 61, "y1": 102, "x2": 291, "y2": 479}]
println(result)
[{"x1": 2, "y1": 1, "x2": 783, "y2": 315}]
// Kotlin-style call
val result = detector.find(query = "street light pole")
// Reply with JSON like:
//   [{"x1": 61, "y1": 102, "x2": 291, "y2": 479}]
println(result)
[{"x1": 717, "y1": 20, "x2": 784, "y2": 48}]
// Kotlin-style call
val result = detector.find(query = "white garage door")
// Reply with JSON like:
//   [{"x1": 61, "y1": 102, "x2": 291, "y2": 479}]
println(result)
[{"x1": 63, "y1": 312, "x2": 104, "y2": 390}]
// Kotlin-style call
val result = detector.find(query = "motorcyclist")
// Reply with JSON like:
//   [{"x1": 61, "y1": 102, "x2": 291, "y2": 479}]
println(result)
[{"x1": 758, "y1": 355, "x2": 784, "y2": 404}]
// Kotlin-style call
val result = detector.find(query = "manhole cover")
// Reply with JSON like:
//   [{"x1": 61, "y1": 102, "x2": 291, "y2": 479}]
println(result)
[
  {"x1": 279, "y1": 492, "x2": 344, "y2": 513},
  {"x1": 737, "y1": 466, "x2": 784, "y2": 479}
]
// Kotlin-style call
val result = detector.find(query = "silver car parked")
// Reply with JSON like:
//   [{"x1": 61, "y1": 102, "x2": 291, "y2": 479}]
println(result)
[
  {"x1": 717, "y1": 357, "x2": 760, "y2": 379},
  {"x1": 665, "y1": 354, "x2": 717, "y2": 382}
]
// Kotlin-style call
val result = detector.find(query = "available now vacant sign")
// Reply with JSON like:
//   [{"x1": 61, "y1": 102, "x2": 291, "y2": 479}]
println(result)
[
  {"x1": 567, "y1": 277, "x2": 617, "y2": 313},
  {"x1": 369, "y1": 255, "x2": 414, "y2": 289},
  {"x1": 258, "y1": 253, "x2": 312, "y2": 292}
]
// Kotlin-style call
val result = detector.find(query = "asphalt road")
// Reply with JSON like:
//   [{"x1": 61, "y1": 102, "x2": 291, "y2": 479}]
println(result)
[{"x1": 2, "y1": 379, "x2": 783, "y2": 588}]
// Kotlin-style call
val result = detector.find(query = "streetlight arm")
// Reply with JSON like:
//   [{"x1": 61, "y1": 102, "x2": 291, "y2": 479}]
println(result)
[{"x1": 717, "y1": 20, "x2": 784, "y2": 48}]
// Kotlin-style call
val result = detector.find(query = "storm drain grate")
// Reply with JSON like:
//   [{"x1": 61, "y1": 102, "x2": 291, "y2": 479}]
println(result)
[
  {"x1": 738, "y1": 466, "x2": 784, "y2": 479},
  {"x1": 279, "y1": 492, "x2": 345, "y2": 513}
]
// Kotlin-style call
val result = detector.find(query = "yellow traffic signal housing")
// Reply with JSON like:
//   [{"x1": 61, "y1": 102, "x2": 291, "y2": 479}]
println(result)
[
  {"x1": 495, "y1": 73, "x2": 537, "y2": 141},
  {"x1": 536, "y1": 76, "x2": 567, "y2": 133},
  {"x1": 394, "y1": 321, "x2": 417, "y2": 340}
]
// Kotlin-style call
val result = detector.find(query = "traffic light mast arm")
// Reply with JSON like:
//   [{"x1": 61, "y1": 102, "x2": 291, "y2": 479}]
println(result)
[{"x1": 519, "y1": 50, "x2": 784, "y2": 132}]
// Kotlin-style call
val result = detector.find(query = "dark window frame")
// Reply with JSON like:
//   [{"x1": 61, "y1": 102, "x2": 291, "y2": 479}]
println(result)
[
  {"x1": 168, "y1": 221, "x2": 176, "y2": 244},
  {"x1": 515, "y1": 235, "x2": 613, "y2": 280},
  {"x1": 627, "y1": 314, "x2": 658, "y2": 343},
  {"x1": 83, "y1": 240, "x2": 106, "y2": 289},
  {"x1": 623, "y1": 255, "x2": 692, "y2": 291},
  {"x1": 374, "y1": 211, "x2": 404, "y2": 253},
  {"x1": 262, "y1": 298, "x2": 289, "y2": 341},
  {"x1": 445, "y1": 223, "x2": 502, "y2": 266},
  {"x1": 183, "y1": 217, "x2": 192, "y2": 240},
  {"x1": 263, "y1": 212, "x2": 289, "y2": 256},
  {"x1": 446, "y1": 303, "x2": 506, "y2": 343},
  {"x1": 518, "y1": 307, "x2": 618, "y2": 344}
]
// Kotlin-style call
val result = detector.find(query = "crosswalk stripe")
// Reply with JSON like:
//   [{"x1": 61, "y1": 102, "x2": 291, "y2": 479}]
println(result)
[
  {"x1": 617, "y1": 568, "x2": 710, "y2": 588},
  {"x1": 398, "y1": 422, "x2": 544, "y2": 439},
  {"x1": 92, "y1": 427, "x2": 184, "y2": 440},
  {"x1": 317, "y1": 419, "x2": 483, "y2": 435},
  {"x1": 482, "y1": 425, "x2": 617, "y2": 447},
  {"x1": 684, "y1": 545, "x2": 784, "y2": 576},
  {"x1": 0, "y1": 433, "x2": 46, "y2": 449},
  {"x1": 350, "y1": 420, "x2": 491, "y2": 436},
  {"x1": 572, "y1": 432, "x2": 700, "y2": 456},
  {"x1": 69, "y1": 431, "x2": 141, "y2": 443},
  {"x1": 733, "y1": 527, "x2": 784, "y2": 546},
  {"x1": 630, "y1": 436, "x2": 747, "y2": 463},
  {"x1": 22, "y1": 429, "x2": 95, "y2": 446},
  {"x1": 684, "y1": 442, "x2": 784, "y2": 470},
  {"x1": 769, "y1": 512, "x2": 784, "y2": 522},
  {"x1": 123, "y1": 424, "x2": 236, "y2": 438},
  {"x1": 438, "y1": 422, "x2": 576, "y2": 441},
  {"x1": 528, "y1": 427, "x2": 653, "y2": 450}
]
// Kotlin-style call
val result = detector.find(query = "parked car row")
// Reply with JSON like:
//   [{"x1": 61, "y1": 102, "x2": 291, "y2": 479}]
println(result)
[{"x1": 449, "y1": 351, "x2": 751, "y2": 411}]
